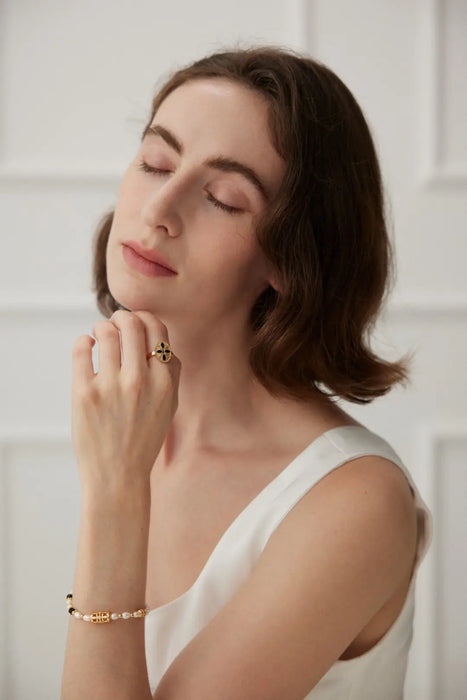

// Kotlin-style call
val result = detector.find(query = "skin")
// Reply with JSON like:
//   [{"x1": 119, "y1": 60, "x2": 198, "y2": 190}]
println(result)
[
  {"x1": 104, "y1": 77, "x2": 341, "y2": 469},
  {"x1": 62, "y1": 78, "x2": 418, "y2": 699}
]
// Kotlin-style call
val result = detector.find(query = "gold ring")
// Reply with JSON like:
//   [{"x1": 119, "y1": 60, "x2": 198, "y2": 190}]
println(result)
[{"x1": 146, "y1": 341, "x2": 172, "y2": 363}]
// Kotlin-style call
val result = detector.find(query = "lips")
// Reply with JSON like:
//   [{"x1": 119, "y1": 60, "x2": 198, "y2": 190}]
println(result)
[{"x1": 122, "y1": 240, "x2": 177, "y2": 272}]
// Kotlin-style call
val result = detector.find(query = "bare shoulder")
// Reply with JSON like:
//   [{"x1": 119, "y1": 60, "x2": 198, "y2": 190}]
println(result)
[
  {"x1": 261, "y1": 451, "x2": 418, "y2": 606},
  {"x1": 152, "y1": 452, "x2": 418, "y2": 699},
  {"x1": 266, "y1": 451, "x2": 417, "y2": 560}
]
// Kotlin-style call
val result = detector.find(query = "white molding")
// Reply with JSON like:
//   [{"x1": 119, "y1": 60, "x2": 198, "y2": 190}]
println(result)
[
  {"x1": 410, "y1": 421, "x2": 467, "y2": 700},
  {"x1": 0, "y1": 432, "x2": 73, "y2": 699},
  {"x1": 0, "y1": 1, "x2": 311, "y2": 185},
  {"x1": 0, "y1": 442, "x2": 7, "y2": 698},
  {"x1": 283, "y1": 0, "x2": 310, "y2": 52},
  {"x1": 0, "y1": 297, "x2": 98, "y2": 315},
  {"x1": 0, "y1": 164, "x2": 123, "y2": 187},
  {"x1": 0, "y1": 428, "x2": 70, "y2": 444},
  {"x1": 0, "y1": 294, "x2": 467, "y2": 318},
  {"x1": 382, "y1": 295, "x2": 467, "y2": 318},
  {"x1": 409, "y1": 424, "x2": 436, "y2": 700},
  {"x1": 418, "y1": 0, "x2": 467, "y2": 187},
  {"x1": 421, "y1": 165, "x2": 467, "y2": 188}
]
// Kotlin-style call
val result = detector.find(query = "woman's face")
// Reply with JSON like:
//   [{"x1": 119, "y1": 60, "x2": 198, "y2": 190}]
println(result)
[{"x1": 106, "y1": 78, "x2": 286, "y2": 328}]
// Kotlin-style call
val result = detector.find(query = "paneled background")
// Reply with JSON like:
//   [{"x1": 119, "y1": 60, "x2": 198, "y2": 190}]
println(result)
[{"x1": 0, "y1": 1, "x2": 465, "y2": 698}]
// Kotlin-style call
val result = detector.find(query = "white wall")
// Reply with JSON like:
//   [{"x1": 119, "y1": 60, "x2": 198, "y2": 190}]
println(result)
[{"x1": 0, "y1": 1, "x2": 465, "y2": 697}]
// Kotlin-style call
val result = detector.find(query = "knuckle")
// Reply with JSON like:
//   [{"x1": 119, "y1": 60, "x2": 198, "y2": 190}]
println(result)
[
  {"x1": 103, "y1": 324, "x2": 119, "y2": 337},
  {"x1": 132, "y1": 310, "x2": 152, "y2": 321},
  {"x1": 112, "y1": 309, "x2": 136, "y2": 323},
  {"x1": 111, "y1": 310, "x2": 143, "y2": 329},
  {"x1": 95, "y1": 322, "x2": 119, "y2": 338},
  {"x1": 73, "y1": 382, "x2": 99, "y2": 405},
  {"x1": 134, "y1": 310, "x2": 166, "y2": 330},
  {"x1": 99, "y1": 380, "x2": 119, "y2": 400},
  {"x1": 110, "y1": 309, "x2": 127, "y2": 319},
  {"x1": 122, "y1": 372, "x2": 143, "y2": 394}
]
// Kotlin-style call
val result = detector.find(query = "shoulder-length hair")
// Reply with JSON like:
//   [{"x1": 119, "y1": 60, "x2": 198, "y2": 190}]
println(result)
[{"x1": 92, "y1": 44, "x2": 412, "y2": 405}]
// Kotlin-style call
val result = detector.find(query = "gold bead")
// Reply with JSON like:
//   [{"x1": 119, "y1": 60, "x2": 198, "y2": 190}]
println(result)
[{"x1": 90, "y1": 611, "x2": 111, "y2": 624}]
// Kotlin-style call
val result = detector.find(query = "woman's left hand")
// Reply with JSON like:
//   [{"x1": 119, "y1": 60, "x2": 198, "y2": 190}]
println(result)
[{"x1": 71, "y1": 309, "x2": 181, "y2": 495}]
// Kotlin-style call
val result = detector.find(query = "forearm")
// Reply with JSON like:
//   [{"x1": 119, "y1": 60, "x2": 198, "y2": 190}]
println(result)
[{"x1": 60, "y1": 484, "x2": 153, "y2": 700}]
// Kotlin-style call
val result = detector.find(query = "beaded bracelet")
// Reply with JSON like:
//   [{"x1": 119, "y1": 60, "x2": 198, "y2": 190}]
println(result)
[{"x1": 66, "y1": 592, "x2": 150, "y2": 624}]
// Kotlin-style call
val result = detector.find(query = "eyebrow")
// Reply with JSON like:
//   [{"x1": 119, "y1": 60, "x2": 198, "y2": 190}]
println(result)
[{"x1": 142, "y1": 123, "x2": 271, "y2": 202}]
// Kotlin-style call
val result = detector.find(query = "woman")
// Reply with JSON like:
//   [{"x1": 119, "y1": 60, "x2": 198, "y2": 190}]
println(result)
[{"x1": 61, "y1": 45, "x2": 432, "y2": 699}]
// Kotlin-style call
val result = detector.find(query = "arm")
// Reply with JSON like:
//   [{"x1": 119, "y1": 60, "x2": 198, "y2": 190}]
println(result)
[
  {"x1": 60, "y1": 485, "x2": 153, "y2": 699},
  {"x1": 61, "y1": 309, "x2": 180, "y2": 699},
  {"x1": 151, "y1": 455, "x2": 417, "y2": 699}
]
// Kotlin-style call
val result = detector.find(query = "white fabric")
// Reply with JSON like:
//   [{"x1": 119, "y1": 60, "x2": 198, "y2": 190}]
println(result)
[{"x1": 144, "y1": 425, "x2": 433, "y2": 698}]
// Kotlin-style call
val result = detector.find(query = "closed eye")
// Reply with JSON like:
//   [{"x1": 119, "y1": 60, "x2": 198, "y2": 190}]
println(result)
[{"x1": 136, "y1": 159, "x2": 242, "y2": 215}]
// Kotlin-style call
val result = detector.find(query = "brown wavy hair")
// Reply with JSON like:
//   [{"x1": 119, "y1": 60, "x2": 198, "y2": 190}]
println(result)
[{"x1": 91, "y1": 44, "x2": 412, "y2": 405}]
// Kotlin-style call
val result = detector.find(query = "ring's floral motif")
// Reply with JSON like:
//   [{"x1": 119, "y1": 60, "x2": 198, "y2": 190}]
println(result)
[{"x1": 154, "y1": 341, "x2": 172, "y2": 363}]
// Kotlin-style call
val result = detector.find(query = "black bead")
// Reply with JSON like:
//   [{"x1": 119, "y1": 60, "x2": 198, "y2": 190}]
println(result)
[{"x1": 68, "y1": 607, "x2": 75, "y2": 615}]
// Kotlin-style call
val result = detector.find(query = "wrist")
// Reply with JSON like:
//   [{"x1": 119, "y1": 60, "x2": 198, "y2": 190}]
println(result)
[
  {"x1": 81, "y1": 478, "x2": 151, "y2": 513},
  {"x1": 73, "y1": 483, "x2": 151, "y2": 608}
]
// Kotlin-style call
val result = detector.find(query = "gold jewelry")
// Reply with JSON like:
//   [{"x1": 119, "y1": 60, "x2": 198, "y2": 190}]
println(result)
[
  {"x1": 66, "y1": 593, "x2": 150, "y2": 623},
  {"x1": 146, "y1": 340, "x2": 172, "y2": 363}
]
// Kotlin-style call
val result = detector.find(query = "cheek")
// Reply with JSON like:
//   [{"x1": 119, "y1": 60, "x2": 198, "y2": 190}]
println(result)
[
  {"x1": 197, "y1": 235, "x2": 261, "y2": 291},
  {"x1": 210, "y1": 226, "x2": 254, "y2": 267},
  {"x1": 108, "y1": 178, "x2": 143, "y2": 245},
  {"x1": 114, "y1": 170, "x2": 143, "y2": 215}
]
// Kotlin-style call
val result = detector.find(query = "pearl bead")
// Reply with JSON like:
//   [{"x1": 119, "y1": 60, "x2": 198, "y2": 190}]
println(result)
[
  {"x1": 122, "y1": 612, "x2": 131, "y2": 619},
  {"x1": 111, "y1": 613, "x2": 119, "y2": 620},
  {"x1": 83, "y1": 615, "x2": 91, "y2": 622}
]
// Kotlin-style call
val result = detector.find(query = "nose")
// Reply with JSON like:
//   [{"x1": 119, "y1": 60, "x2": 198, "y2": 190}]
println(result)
[{"x1": 141, "y1": 173, "x2": 187, "y2": 237}]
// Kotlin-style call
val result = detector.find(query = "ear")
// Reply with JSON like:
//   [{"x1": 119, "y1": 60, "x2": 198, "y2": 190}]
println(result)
[
  {"x1": 258, "y1": 254, "x2": 282, "y2": 295},
  {"x1": 268, "y1": 273, "x2": 282, "y2": 295}
]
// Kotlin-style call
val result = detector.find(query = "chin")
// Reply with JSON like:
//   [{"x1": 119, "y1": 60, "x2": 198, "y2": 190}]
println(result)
[
  {"x1": 107, "y1": 283, "x2": 166, "y2": 319},
  {"x1": 108, "y1": 287, "x2": 147, "y2": 313}
]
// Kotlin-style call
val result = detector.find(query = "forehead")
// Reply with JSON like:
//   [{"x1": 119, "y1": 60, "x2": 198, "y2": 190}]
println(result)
[{"x1": 150, "y1": 79, "x2": 286, "y2": 192}]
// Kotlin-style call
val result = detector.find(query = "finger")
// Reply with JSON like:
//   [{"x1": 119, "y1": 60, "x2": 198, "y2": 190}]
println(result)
[
  {"x1": 108, "y1": 310, "x2": 147, "y2": 376},
  {"x1": 92, "y1": 319, "x2": 122, "y2": 381},
  {"x1": 72, "y1": 334, "x2": 96, "y2": 390},
  {"x1": 131, "y1": 310, "x2": 175, "y2": 370}
]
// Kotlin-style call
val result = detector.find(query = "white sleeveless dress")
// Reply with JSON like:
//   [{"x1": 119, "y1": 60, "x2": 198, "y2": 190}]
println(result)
[{"x1": 144, "y1": 425, "x2": 433, "y2": 698}]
